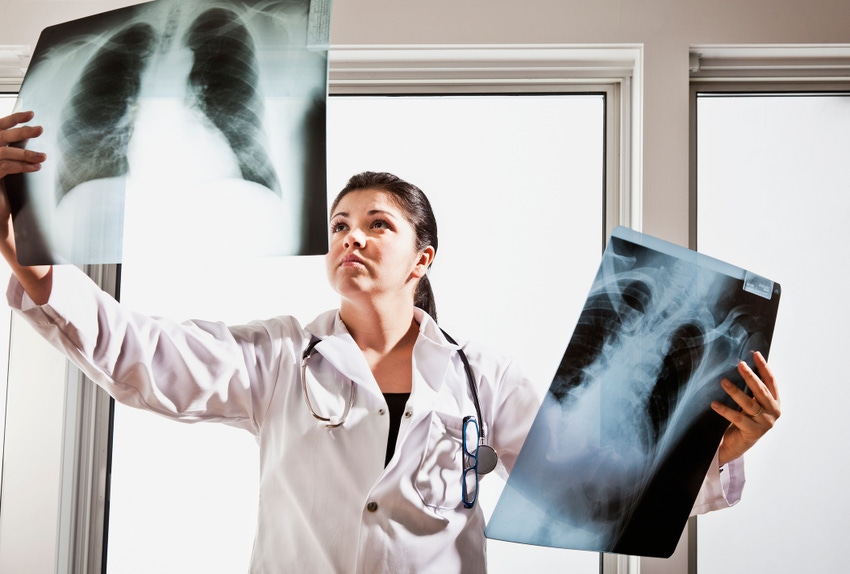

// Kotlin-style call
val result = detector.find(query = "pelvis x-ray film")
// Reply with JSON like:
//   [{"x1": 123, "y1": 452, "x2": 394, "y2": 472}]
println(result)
[
  {"x1": 9, "y1": 0, "x2": 332, "y2": 264},
  {"x1": 485, "y1": 227, "x2": 780, "y2": 558}
]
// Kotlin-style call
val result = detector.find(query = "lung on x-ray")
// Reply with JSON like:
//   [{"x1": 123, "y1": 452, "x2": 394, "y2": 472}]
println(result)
[
  {"x1": 485, "y1": 226, "x2": 781, "y2": 558},
  {"x1": 8, "y1": 0, "x2": 331, "y2": 264}
]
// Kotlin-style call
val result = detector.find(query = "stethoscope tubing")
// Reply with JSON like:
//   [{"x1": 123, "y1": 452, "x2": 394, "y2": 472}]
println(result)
[{"x1": 301, "y1": 339, "x2": 354, "y2": 428}]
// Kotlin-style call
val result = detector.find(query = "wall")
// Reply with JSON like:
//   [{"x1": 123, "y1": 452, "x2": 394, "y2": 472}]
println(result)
[{"x1": 322, "y1": 0, "x2": 850, "y2": 247}]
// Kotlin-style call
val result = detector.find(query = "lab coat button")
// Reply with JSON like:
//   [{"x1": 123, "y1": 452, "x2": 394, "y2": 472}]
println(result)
[
  {"x1": 366, "y1": 501, "x2": 379, "y2": 512},
  {"x1": 378, "y1": 408, "x2": 386, "y2": 416},
  {"x1": 404, "y1": 410, "x2": 412, "y2": 418}
]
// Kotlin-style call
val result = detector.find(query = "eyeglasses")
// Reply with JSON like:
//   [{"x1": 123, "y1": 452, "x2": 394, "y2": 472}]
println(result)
[{"x1": 462, "y1": 416, "x2": 481, "y2": 509}]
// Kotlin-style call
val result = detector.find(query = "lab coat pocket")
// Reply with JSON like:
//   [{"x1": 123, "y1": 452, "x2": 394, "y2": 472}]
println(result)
[{"x1": 414, "y1": 411, "x2": 464, "y2": 511}]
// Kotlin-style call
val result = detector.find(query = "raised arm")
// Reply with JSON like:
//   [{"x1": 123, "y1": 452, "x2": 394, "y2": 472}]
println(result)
[{"x1": 0, "y1": 111, "x2": 52, "y2": 304}]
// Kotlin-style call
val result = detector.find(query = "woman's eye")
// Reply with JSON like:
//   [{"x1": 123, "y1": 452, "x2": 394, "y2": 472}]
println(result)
[
  {"x1": 372, "y1": 219, "x2": 389, "y2": 229},
  {"x1": 331, "y1": 222, "x2": 347, "y2": 233}
]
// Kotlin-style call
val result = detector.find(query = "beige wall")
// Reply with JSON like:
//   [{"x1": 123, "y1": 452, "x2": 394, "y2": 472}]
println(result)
[{"x1": 327, "y1": 0, "x2": 850, "y2": 245}]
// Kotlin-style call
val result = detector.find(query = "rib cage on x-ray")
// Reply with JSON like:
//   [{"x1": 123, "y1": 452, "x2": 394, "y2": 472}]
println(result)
[
  {"x1": 550, "y1": 276, "x2": 710, "y2": 450},
  {"x1": 56, "y1": 7, "x2": 280, "y2": 201}
]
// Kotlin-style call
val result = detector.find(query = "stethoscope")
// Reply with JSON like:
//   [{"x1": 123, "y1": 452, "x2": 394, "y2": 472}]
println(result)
[{"x1": 300, "y1": 330, "x2": 498, "y2": 475}]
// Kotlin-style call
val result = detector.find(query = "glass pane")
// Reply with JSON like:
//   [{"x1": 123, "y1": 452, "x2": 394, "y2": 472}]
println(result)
[
  {"x1": 109, "y1": 94, "x2": 605, "y2": 573},
  {"x1": 696, "y1": 93, "x2": 850, "y2": 573}
]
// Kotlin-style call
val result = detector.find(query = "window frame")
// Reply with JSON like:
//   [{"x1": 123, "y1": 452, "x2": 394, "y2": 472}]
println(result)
[{"x1": 689, "y1": 44, "x2": 850, "y2": 249}]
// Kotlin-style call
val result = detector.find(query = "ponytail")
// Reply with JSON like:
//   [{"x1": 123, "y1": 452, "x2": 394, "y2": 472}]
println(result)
[{"x1": 415, "y1": 274, "x2": 438, "y2": 323}]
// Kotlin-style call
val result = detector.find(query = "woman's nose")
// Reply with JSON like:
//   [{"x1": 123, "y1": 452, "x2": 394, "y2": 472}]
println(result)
[{"x1": 344, "y1": 227, "x2": 365, "y2": 248}]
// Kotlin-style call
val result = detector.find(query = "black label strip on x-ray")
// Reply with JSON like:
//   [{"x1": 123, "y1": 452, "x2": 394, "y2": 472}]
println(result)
[
  {"x1": 307, "y1": 0, "x2": 333, "y2": 51},
  {"x1": 743, "y1": 271, "x2": 775, "y2": 300}
]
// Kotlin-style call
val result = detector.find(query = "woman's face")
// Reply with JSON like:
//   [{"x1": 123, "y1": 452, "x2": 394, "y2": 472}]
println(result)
[{"x1": 326, "y1": 188, "x2": 432, "y2": 304}]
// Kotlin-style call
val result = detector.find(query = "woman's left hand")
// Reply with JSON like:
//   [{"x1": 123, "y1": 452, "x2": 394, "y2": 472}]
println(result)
[{"x1": 711, "y1": 351, "x2": 780, "y2": 466}]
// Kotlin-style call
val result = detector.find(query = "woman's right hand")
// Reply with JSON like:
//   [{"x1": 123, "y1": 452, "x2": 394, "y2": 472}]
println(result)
[{"x1": 0, "y1": 111, "x2": 52, "y2": 304}]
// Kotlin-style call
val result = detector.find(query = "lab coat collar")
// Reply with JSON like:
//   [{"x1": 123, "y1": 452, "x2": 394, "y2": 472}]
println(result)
[
  {"x1": 304, "y1": 308, "x2": 459, "y2": 395},
  {"x1": 412, "y1": 308, "x2": 458, "y2": 393},
  {"x1": 304, "y1": 310, "x2": 377, "y2": 398}
]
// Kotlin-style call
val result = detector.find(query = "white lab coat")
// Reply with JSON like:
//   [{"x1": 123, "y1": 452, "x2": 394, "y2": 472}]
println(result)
[{"x1": 7, "y1": 265, "x2": 743, "y2": 573}]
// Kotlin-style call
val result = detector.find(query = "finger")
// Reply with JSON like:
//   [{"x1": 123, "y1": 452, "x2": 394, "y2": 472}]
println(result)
[
  {"x1": 0, "y1": 124, "x2": 44, "y2": 147},
  {"x1": 0, "y1": 145, "x2": 46, "y2": 164},
  {"x1": 752, "y1": 351, "x2": 779, "y2": 402},
  {"x1": 720, "y1": 376, "x2": 763, "y2": 415},
  {"x1": 0, "y1": 159, "x2": 43, "y2": 173},
  {"x1": 711, "y1": 399, "x2": 760, "y2": 429},
  {"x1": 0, "y1": 111, "x2": 35, "y2": 131},
  {"x1": 0, "y1": 156, "x2": 44, "y2": 180},
  {"x1": 737, "y1": 359, "x2": 779, "y2": 413}
]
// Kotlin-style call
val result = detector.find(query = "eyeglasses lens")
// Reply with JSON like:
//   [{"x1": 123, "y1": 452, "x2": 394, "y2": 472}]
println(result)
[{"x1": 462, "y1": 416, "x2": 479, "y2": 508}]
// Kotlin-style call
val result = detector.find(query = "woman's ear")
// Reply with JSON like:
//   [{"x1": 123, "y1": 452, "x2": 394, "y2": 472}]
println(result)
[{"x1": 411, "y1": 245, "x2": 436, "y2": 279}]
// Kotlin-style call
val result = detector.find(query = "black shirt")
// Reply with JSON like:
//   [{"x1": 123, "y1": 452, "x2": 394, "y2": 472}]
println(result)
[{"x1": 383, "y1": 392, "x2": 410, "y2": 466}]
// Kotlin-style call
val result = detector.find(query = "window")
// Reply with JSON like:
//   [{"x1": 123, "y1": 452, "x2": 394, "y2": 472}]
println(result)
[
  {"x1": 109, "y1": 91, "x2": 607, "y2": 574},
  {"x1": 692, "y1": 54, "x2": 850, "y2": 573}
]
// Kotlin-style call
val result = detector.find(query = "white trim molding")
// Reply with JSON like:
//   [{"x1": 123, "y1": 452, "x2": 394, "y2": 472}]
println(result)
[
  {"x1": 690, "y1": 43, "x2": 850, "y2": 82},
  {"x1": 329, "y1": 44, "x2": 641, "y2": 88}
]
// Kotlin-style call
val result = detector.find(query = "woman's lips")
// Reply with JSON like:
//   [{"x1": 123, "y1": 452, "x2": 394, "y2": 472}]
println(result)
[{"x1": 340, "y1": 254, "x2": 365, "y2": 267}]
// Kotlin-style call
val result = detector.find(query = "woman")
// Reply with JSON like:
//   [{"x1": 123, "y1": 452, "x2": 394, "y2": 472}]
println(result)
[{"x1": 0, "y1": 111, "x2": 780, "y2": 573}]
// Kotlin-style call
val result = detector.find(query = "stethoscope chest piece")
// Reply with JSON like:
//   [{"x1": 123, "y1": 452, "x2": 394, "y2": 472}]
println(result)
[{"x1": 477, "y1": 444, "x2": 498, "y2": 475}]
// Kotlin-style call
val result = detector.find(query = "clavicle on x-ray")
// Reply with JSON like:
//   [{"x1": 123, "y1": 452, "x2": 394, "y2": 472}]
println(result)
[{"x1": 10, "y1": 0, "x2": 330, "y2": 265}]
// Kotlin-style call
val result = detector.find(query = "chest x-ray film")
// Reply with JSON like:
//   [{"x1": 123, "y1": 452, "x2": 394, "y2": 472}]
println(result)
[
  {"x1": 8, "y1": 0, "x2": 332, "y2": 265},
  {"x1": 486, "y1": 226, "x2": 781, "y2": 558}
]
